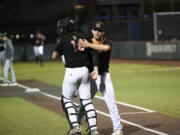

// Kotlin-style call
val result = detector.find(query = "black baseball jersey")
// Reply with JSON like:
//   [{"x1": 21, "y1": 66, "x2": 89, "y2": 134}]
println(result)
[
  {"x1": 55, "y1": 32, "x2": 98, "y2": 72},
  {"x1": 35, "y1": 37, "x2": 44, "y2": 46},
  {"x1": 93, "y1": 38, "x2": 112, "y2": 75}
]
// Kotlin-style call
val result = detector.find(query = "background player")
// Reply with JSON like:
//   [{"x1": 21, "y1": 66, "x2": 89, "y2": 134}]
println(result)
[
  {"x1": 0, "y1": 33, "x2": 5, "y2": 76},
  {"x1": 78, "y1": 21, "x2": 123, "y2": 135},
  {"x1": 0, "y1": 33, "x2": 17, "y2": 86},
  {"x1": 33, "y1": 31, "x2": 45, "y2": 67},
  {"x1": 52, "y1": 17, "x2": 99, "y2": 135}
]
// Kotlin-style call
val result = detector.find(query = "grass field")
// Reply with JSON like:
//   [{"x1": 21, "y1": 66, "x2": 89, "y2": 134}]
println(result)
[
  {"x1": 12, "y1": 61, "x2": 180, "y2": 118},
  {"x1": 0, "y1": 60, "x2": 180, "y2": 135},
  {"x1": 0, "y1": 97, "x2": 69, "y2": 135}
]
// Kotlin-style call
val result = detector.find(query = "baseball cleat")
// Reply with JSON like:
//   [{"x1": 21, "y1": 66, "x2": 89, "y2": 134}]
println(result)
[
  {"x1": 89, "y1": 129, "x2": 99, "y2": 135},
  {"x1": 111, "y1": 129, "x2": 123, "y2": 135},
  {"x1": 67, "y1": 126, "x2": 82, "y2": 135}
]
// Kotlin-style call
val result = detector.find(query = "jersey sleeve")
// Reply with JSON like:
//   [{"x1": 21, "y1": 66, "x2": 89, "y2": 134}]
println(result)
[{"x1": 7, "y1": 39, "x2": 14, "y2": 58}]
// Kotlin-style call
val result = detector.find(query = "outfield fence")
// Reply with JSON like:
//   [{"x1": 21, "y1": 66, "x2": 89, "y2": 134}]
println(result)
[{"x1": 14, "y1": 41, "x2": 180, "y2": 61}]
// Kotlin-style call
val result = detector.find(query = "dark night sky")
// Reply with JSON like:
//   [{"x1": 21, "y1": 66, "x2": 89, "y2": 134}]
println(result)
[
  {"x1": 1, "y1": 0, "x2": 179, "y2": 41},
  {"x1": 1, "y1": 0, "x2": 180, "y2": 26},
  {"x1": 0, "y1": 0, "x2": 90, "y2": 41},
  {"x1": 0, "y1": 0, "x2": 75, "y2": 26}
]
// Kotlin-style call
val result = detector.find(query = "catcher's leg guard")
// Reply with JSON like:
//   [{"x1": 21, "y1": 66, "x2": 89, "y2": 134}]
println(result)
[
  {"x1": 61, "y1": 96, "x2": 79, "y2": 129},
  {"x1": 80, "y1": 98, "x2": 97, "y2": 131}
]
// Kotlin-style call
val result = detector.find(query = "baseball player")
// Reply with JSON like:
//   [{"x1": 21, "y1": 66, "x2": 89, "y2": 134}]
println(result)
[
  {"x1": 0, "y1": 33, "x2": 5, "y2": 76},
  {"x1": 78, "y1": 21, "x2": 123, "y2": 135},
  {"x1": 33, "y1": 31, "x2": 45, "y2": 67},
  {"x1": 52, "y1": 17, "x2": 99, "y2": 135},
  {"x1": 0, "y1": 33, "x2": 17, "y2": 86},
  {"x1": 56, "y1": 32, "x2": 78, "y2": 97}
]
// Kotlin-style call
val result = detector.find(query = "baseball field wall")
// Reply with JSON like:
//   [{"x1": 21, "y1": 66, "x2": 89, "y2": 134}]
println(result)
[
  {"x1": 111, "y1": 41, "x2": 180, "y2": 60},
  {"x1": 14, "y1": 41, "x2": 180, "y2": 61}
]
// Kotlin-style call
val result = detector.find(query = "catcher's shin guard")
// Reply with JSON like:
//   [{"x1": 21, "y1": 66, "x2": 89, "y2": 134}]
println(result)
[
  {"x1": 61, "y1": 96, "x2": 79, "y2": 129},
  {"x1": 80, "y1": 98, "x2": 97, "y2": 131}
]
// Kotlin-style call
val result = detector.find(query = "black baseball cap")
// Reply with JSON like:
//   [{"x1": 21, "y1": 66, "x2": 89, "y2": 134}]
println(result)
[{"x1": 92, "y1": 21, "x2": 105, "y2": 31}]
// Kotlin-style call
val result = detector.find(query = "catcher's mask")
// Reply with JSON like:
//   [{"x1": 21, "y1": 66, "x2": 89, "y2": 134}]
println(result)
[{"x1": 57, "y1": 17, "x2": 78, "y2": 37}]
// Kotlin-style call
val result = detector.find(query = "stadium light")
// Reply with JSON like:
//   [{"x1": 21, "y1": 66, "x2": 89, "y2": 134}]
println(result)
[
  {"x1": 16, "y1": 34, "x2": 20, "y2": 39},
  {"x1": 30, "y1": 34, "x2": 34, "y2": 39}
]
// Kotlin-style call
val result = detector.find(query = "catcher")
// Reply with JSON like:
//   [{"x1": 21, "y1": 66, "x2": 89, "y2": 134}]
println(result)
[{"x1": 52, "y1": 17, "x2": 99, "y2": 135}]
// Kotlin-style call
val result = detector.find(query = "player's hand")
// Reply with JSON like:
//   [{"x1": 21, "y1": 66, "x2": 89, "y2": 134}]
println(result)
[
  {"x1": 51, "y1": 51, "x2": 57, "y2": 59},
  {"x1": 78, "y1": 39, "x2": 89, "y2": 48},
  {"x1": 91, "y1": 69, "x2": 98, "y2": 80}
]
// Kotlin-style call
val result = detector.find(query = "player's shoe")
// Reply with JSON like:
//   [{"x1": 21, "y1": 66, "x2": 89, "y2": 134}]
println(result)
[
  {"x1": 67, "y1": 126, "x2": 82, "y2": 135},
  {"x1": 9, "y1": 82, "x2": 17, "y2": 86},
  {"x1": 111, "y1": 129, "x2": 123, "y2": 135},
  {"x1": 1, "y1": 83, "x2": 9, "y2": 87},
  {"x1": 88, "y1": 129, "x2": 99, "y2": 135}
]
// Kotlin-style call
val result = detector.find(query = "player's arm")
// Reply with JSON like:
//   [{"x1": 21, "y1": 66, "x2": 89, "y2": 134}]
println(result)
[
  {"x1": 51, "y1": 51, "x2": 58, "y2": 59},
  {"x1": 79, "y1": 39, "x2": 111, "y2": 52},
  {"x1": 90, "y1": 50, "x2": 99, "y2": 80},
  {"x1": 52, "y1": 39, "x2": 64, "y2": 59},
  {"x1": 7, "y1": 39, "x2": 14, "y2": 61},
  {"x1": 91, "y1": 66, "x2": 98, "y2": 80}
]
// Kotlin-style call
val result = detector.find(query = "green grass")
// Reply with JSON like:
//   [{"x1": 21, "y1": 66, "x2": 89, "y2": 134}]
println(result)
[
  {"x1": 14, "y1": 61, "x2": 180, "y2": 118},
  {"x1": 13, "y1": 61, "x2": 65, "y2": 86},
  {"x1": 1, "y1": 60, "x2": 180, "y2": 135},
  {"x1": 0, "y1": 61, "x2": 96, "y2": 135},
  {"x1": 12, "y1": 61, "x2": 180, "y2": 118},
  {"x1": 109, "y1": 63, "x2": 180, "y2": 118},
  {"x1": 0, "y1": 97, "x2": 68, "y2": 135}
]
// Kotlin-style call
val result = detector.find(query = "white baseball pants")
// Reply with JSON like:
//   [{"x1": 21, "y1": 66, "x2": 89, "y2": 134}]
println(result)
[
  {"x1": 62, "y1": 66, "x2": 91, "y2": 99},
  {"x1": 3, "y1": 59, "x2": 16, "y2": 83},
  {"x1": 91, "y1": 72, "x2": 123, "y2": 130},
  {"x1": 33, "y1": 45, "x2": 43, "y2": 56}
]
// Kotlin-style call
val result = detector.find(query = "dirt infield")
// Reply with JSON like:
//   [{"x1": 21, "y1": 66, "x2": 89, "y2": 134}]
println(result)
[{"x1": 1, "y1": 80, "x2": 180, "y2": 135}]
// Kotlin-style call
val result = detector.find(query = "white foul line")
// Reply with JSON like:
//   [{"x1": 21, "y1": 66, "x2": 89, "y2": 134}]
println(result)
[
  {"x1": 39, "y1": 91, "x2": 168, "y2": 135},
  {"x1": 0, "y1": 77, "x2": 168, "y2": 135},
  {"x1": 0, "y1": 77, "x2": 154, "y2": 113},
  {"x1": 120, "y1": 111, "x2": 154, "y2": 115}
]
